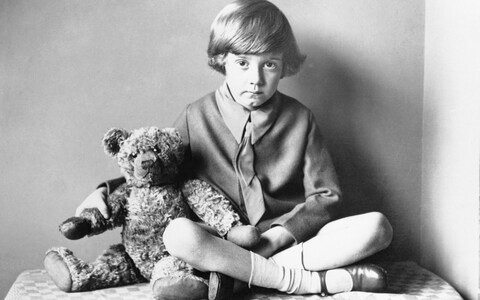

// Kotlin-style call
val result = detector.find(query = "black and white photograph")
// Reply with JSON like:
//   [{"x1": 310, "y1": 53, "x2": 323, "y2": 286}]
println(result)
[{"x1": 1, "y1": 1, "x2": 479, "y2": 299}]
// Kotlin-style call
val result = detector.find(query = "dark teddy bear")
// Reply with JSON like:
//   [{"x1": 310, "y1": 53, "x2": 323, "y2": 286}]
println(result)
[{"x1": 44, "y1": 127, "x2": 259, "y2": 299}]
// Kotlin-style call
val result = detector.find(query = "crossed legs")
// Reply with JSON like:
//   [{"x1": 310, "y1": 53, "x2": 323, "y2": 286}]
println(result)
[{"x1": 163, "y1": 212, "x2": 392, "y2": 295}]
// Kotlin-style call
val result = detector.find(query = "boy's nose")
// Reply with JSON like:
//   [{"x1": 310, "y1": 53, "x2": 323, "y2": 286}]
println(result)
[{"x1": 248, "y1": 67, "x2": 264, "y2": 86}]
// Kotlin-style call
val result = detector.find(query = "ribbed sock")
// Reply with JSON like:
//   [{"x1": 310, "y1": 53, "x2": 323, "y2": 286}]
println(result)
[
  {"x1": 269, "y1": 242, "x2": 305, "y2": 269},
  {"x1": 248, "y1": 252, "x2": 322, "y2": 294},
  {"x1": 249, "y1": 251, "x2": 355, "y2": 295}
]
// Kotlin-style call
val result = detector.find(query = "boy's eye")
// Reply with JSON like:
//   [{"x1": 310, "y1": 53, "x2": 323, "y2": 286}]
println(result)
[
  {"x1": 236, "y1": 60, "x2": 249, "y2": 68},
  {"x1": 264, "y1": 62, "x2": 277, "y2": 70}
]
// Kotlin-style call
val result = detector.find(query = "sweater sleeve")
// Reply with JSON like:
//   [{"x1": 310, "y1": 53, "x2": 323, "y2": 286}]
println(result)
[
  {"x1": 271, "y1": 112, "x2": 342, "y2": 242},
  {"x1": 173, "y1": 105, "x2": 194, "y2": 181},
  {"x1": 97, "y1": 177, "x2": 126, "y2": 195}
]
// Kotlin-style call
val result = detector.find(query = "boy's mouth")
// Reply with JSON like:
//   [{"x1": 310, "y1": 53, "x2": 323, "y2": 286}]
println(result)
[{"x1": 246, "y1": 91, "x2": 263, "y2": 95}]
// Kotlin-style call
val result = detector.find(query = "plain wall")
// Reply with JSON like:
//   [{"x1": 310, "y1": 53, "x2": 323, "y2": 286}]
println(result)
[
  {"x1": 421, "y1": 1, "x2": 480, "y2": 299},
  {"x1": 0, "y1": 1, "x2": 425, "y2": 297}
]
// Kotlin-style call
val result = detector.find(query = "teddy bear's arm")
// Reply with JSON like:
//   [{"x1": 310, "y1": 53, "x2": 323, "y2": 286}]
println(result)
[
  {"x1": 182, "y1": 179, "x2": 242, "y2": 237},
  {"x1": 60, "y1": 183, "x2": 128, "y2": 239},
  {"x1": 182, "y1": 179, "x2": 261, "y2": 248},
  {"x1": 87, "y1": 183, "x2": 128, "y2": 234}
]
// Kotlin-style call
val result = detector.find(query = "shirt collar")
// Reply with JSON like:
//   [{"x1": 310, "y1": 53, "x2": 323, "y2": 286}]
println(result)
[{"x1": 215, "y1": 81, "x2": 279, "y2": 145}]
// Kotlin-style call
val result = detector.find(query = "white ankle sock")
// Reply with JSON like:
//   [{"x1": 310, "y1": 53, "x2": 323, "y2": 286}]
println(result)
[
  {"x1": 269, "y1": 242, "x2": 305, "y2": 269},
  {"x1": 248, "y1": 252, "x2": 323, "y2": 294}
]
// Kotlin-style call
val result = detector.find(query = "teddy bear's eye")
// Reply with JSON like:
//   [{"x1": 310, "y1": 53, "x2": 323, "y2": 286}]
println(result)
[{"x1": 129, "y1": 153, "x2": 137, "y2": 159}]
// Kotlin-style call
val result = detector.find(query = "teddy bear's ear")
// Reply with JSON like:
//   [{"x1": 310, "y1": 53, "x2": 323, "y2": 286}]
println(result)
[{"x1": 103, "y1": 128, "x2": 129, "y2": 157}]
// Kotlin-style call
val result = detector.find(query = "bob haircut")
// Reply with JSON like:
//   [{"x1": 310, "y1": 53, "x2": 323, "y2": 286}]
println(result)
[{"x1": 207, "y1": 0, "x2": 306, "y2": 77}]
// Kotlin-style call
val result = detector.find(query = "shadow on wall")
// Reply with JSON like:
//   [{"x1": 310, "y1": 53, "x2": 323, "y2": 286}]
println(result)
[
  {"x1": 289, "y1": 43, "x2": 418, "y2": 261},
  {"x1": 292, "y1": 43, "x2": 386, "y2": 212}
]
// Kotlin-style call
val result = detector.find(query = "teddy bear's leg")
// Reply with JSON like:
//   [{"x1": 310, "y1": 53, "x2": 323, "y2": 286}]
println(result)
[
  {"x1": 45, "y1": 244, "x2": 146, "y2": 292},
  {"x1": 44, "y1": 248, "x2": 74, "y2": 292},
  {"x1": 151, "y1": 256, "x2": 208, "y2": 300}
]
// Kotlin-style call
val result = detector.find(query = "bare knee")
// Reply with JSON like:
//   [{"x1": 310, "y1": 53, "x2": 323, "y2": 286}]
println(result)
[
  {"x1": 163, "y1": 218, "x2": 210, "y2": 264},
  {"x1": 364, "y1": 212, "x2": 393, "y2": 251}
]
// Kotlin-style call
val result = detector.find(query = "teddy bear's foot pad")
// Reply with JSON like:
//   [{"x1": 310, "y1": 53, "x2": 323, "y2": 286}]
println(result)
[
  {"x1": 44, "y1": 251, "x2": 73, "y2": 292},
  {"x1": 152, "y1": 276, "x2": 208, "y2": 300}
]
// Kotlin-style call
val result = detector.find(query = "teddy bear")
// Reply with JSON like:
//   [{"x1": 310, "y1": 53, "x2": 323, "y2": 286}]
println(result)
[{"x1": 44, "y1": 126, "x2": 259, "y2": 300}]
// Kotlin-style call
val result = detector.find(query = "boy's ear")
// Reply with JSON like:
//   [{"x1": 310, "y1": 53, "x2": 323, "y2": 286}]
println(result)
[{"x1": 103, "y1": 128, "x2": 129, "y2": 157}]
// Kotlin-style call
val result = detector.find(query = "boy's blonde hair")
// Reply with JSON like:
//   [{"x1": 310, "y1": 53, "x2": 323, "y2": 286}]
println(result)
[{"x1": 207, "y1": 0, "x2": 306, "y2": 77}]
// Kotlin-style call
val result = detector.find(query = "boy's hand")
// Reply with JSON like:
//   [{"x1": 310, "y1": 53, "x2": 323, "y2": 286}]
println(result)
[
  {"x1": 251, "y1": 226, "x2": 295, "y2": 258},
  {"x1": 75, "y1": 187, "x2": 110, "y2": 219}
]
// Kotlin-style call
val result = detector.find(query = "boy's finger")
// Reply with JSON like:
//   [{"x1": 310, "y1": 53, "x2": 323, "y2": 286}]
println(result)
[
  {"x1": 74, "y1": 190, "x2": 110, "y2": 219},
  {"x1": 99, "y1": 206, "x2": 110, "y2": 219},
  {"x1": 75, "y1": 203, "x2": 110, "y2": 219}
]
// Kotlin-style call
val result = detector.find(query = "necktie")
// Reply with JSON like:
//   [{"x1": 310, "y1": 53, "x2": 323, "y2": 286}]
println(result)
[{"x1": 235, "y1": 119, "x2": 266, "y2": 225}]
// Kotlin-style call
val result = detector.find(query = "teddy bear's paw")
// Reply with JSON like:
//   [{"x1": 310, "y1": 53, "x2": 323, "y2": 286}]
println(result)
[
  {"x1": 59, "y1": 216, "x2": 92, "y2": 240},
  {"x1": 151, "y1": 256, "x2": 208, "y2": 299},
  {"x1": 226, "y1": 225, "x2": 261, "y2": 248},
  {"x1": 152, "y1": 276, "x2": 208, "y2": 300},
  {"x1": 44, "y1": 249, "x2": 73, "y2": 292}
]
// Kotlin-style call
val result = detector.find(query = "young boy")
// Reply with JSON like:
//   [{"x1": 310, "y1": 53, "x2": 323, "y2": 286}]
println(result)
[{"x1": 78, "y1": 1, "x2": 392, "y2": 299}]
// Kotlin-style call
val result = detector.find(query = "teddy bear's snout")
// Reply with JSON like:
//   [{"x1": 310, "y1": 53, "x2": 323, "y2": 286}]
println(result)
[
  {"x1": 134, "y1": 151, "x2": 158, "y2": 178},
  {"x1": 141, "y1": 159, "x2": 155, "y2": 170}
]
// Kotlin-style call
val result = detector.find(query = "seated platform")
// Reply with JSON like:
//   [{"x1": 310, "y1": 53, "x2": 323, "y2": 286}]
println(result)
[{"x1": 5, "y1": 261, "x2": 462, "y2": 300}]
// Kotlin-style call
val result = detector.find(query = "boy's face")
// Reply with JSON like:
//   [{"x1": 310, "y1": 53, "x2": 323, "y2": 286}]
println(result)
[{"x1": 224, "y1": 52, "x2": 283, "y2": 111}]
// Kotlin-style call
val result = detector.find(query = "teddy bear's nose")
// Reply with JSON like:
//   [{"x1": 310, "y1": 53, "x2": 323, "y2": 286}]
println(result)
[
  {"x1": 135, "y1": 151, "x2": 156, "y2": 170},
  {"x1": 133, "y1": 151, "x2": 157, "y2": 179},
  {"x1": 141, "y1": 159, "x2": 154, "y2": 169}
]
